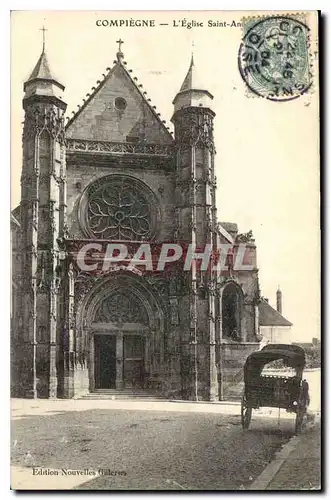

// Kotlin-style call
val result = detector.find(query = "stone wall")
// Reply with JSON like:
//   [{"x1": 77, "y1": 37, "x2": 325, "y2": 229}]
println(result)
[{"x1": 66, "y1": 65, "x2": 172, "y2": 145}]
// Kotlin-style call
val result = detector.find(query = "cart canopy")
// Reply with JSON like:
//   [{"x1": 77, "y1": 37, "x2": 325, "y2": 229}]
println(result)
[{"x1": 244, "y1": 344, "x2": 306, "y2": 381}]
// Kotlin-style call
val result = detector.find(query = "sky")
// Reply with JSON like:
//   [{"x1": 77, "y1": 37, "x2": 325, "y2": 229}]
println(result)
[{"x1": 11, "y1": 10, "x2": 320, "y2": 342}]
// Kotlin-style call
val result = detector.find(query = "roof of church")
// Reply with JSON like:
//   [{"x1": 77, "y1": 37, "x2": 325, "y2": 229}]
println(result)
[
  {"x1": 25, "y1": 49, "x2": 64, "y2": 91},
  {"x1": 65, "y1": 49, "x2": 173, "y2": 139},
  {"x1": 259, "y1": 299, "x2": 293, "y2": 327}
]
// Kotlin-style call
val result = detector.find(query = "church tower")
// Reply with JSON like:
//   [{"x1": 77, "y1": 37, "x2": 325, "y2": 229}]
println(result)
[
  {"x1": 172, "y1": 56, "x2": 218, "y2": 400},
  {"x1": 14, "y1": 36, "x2": 67, "y2": 398}
]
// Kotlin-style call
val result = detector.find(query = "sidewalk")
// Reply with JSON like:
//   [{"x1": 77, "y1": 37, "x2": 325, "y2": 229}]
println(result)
[
  {"x1": 11, "y1": 397, "x2": 314, "y2": 420},
  {"x1": 250, "y1": 420, "x2": 321, "y2": 490},
  {"x1": 267, "y1": 422, "x2": 321, "y2": 490}
]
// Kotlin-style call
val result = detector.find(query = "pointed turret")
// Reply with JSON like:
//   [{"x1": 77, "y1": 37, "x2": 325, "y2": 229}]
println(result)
[
  {"x1": 23, "y1": 44, "x2": 65, "y2": 105},
  {"x1": 16, "y1": 31, "x2": 67, "y2": 398},
  {"x1": 172, "y1": 55, "x2": 213, "y2": 113},
  {"x1": 171, "y1": 53, "x2": 217, "y2": 401}
]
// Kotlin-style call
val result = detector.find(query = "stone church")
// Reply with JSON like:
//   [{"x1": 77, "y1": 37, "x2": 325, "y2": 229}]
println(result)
[{"x1": 11, "y1": 40, "x2": 266, "y2": 401}]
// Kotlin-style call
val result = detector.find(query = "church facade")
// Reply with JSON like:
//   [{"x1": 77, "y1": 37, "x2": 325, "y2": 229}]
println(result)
[{"x1": 11, "y1": 42, "x2": 262, "y2": 400}]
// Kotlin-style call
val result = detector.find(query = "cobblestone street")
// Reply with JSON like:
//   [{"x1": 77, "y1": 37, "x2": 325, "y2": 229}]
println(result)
[
  {"x1": 11, "y1": 370, "x2": 320, "y2": 490},
  {"x1": 11, "y1": 401, "x2": 300, "y2": 490}
]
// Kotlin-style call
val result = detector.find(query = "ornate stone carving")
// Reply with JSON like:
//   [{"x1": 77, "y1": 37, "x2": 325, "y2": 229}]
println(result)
[
  {"x1": 218, "y1": 276, "x2": 240, "y2": 289},
  {"x1": 49, "y1": 201, "x2": 56, "y2": 233},
  {"x1": 23, "y1": 106, "x2": 66, "y2": 143},
  {"x1": 29, "y1": 201, "x2": 38, "y2": 230},
  {"x1": 74, "y1": 275, "x2": 98, "y2": 304},
  {"x1": 169, "y1": 298, "x2": 179, "y2": 326},
  {"x1": 88, "y1": 180, "x2": 151, "y2": 240},
  {"x1": 145, "y1": 276, "x2": 169, "y2": 298},
  {"x1": 62, "y1": 222, "x2": 70, "y2": 239},
  {"x1": 173, "y1": 207, "x2": 181, "y2": 241},
  {"x1": 189, "y1": 309, "x2": 197, "y2": 325},
  {"x1": 95, "y1": 292, "x2": 149, "y2": 325},
  {"x1": 174, "y1": 108, "x2": 215, "y2": 152},
  {"x1": 67, "y1": 139, "x2": 174, "y2": 157},
  {"x1": 80, "y1": 175, "x2": 158, "y2": 241},
  {"x1": 205, "y1": 210, "x2": 213, "y2": 233},
  {"x1": 68, "y1": 302, "x2": 75, "y2": 329},
  {"x1": 190, "y1": 280, "x2": 198, "y2": 295},
  {"x1": 36, "y1": 252, "x2": 47, "y2": 291},
  {"x1": 208, "y1": 312, "x2": 215, "y2": 322},
  {"x1": 236, "y1": 230, "x2": 255, "y2": 243},
  {"x1": 68, "y1": 262, "x2": 75, "y2": 296}
]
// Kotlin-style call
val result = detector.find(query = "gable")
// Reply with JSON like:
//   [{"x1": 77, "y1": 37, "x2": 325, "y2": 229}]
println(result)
[{"x1": 66, "y1": 63, "x2": 173, "y2": 145}]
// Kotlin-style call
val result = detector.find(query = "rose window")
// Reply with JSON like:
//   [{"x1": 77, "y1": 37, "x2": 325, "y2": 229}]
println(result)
[{"x1": 82, "y1": 176, "x2": 156, "y2": 241}]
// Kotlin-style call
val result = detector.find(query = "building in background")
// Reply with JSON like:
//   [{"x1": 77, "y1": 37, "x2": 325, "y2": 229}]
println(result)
[{"x1": 259, "y1": 288, "x2": 293, "y2": 344}]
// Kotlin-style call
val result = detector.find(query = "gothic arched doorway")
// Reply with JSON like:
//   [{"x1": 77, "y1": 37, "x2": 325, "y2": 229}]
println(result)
[
  {"x1": 76, "y1": 274, "x2": 165, "y2": 393},
  {"x1": 93, "y1": 290, "x2": 149, "y2": 390},
  {"x1": 222, "y1": 282, "x2": 243, "y2": 341}
]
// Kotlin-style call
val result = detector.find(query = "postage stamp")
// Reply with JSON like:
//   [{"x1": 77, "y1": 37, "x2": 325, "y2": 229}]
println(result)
[{"x1": 238, "y1": 16, "x2": 312, "y2": 101}]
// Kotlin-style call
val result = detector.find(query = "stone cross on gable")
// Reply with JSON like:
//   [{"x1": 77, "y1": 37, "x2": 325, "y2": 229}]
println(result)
[{"x1": 116, "y1": 38, "x2": 124, "y2": 52}]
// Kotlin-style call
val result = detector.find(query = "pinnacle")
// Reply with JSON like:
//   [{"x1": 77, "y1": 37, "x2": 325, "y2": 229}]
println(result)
[
  {"x1": 27, "y1": 50, "x2": 54, "y2": 82},
  {"x1": 178, "y1": 54, "x2": 207, "y2": 94},
  {"x1": 179, "y1": 54, "x2": 195, "y2": 92}
]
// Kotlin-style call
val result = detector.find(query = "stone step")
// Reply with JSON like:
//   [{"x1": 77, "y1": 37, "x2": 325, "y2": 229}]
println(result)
[{"x1": 80, "y1": 390, "x2": 165, "y2": 400}]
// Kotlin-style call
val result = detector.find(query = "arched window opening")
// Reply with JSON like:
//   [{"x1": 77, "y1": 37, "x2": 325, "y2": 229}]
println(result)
[{"x1": 222, "y1": 284, "x2": 242, "y2": 341}]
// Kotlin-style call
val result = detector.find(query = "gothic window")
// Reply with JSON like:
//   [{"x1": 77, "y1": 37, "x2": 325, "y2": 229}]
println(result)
[
  {"x1": 222, "y1": 283, "x2": 242, "y2": 341},
  {"x1": 81, "y1": 175, "x2": 157, "y2": 241},
  {"x1": 94, "y1": 292, "x2": 149, "y2": 325}
]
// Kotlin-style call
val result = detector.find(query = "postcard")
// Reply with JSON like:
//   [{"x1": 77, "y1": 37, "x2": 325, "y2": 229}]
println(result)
[{"x1": 11, "y1": 10, "x2": 320, "y2": 490}]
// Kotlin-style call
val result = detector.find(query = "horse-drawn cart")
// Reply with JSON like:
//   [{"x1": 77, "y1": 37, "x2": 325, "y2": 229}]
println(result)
[{"x1": 241, "y1": 344, "x2": 310, "y2": 434}]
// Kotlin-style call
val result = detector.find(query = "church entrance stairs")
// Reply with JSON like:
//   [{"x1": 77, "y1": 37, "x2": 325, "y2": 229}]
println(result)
[{"x1": 79, "y1": 389, "x2": 166, "y2": 401}]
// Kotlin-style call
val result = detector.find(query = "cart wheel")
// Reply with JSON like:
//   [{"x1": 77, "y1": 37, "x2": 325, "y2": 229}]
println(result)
[
  {"x1": 295, "y1": 380, "x2": 309, "y2": 435},
  {"x1": 241, "y1": 395, "x2": 252, "y2": 430}
]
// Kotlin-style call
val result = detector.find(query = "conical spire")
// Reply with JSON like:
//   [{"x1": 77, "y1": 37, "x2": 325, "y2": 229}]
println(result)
[
  {"x1": 27, "y1": 50, "x2": 54, "y2": 82},
  {"x1": 179, "y1": 54, "x2": 206, "y2": 93},
  {"x1": 24, "y1": 48, "x2": 64, "y2": 92},
  {"x1": 172, "y1": 54, "x2": 213, "y2": 113},
  {"x1": 23, "y1": 29, "x2": 65, "y2": 99}
]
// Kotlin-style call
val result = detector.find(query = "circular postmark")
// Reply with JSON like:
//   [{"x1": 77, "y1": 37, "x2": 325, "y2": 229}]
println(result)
[{"x1": 238, "y1": 16, "x2": 312, "y2": 101}]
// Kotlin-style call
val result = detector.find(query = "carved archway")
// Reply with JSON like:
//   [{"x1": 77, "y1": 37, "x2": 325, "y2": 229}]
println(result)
[{"x1": 75, "y1": 272, "x2": 165, "y2": 391}]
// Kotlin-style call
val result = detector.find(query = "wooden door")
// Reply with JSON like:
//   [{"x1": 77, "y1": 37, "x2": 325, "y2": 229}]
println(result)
[
  {"x1": 123, "y1": 335, "x2": 145, "y2": 389},
  {"x1": 94, "y1": 335, "x2": 116, "y2": 389}
]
